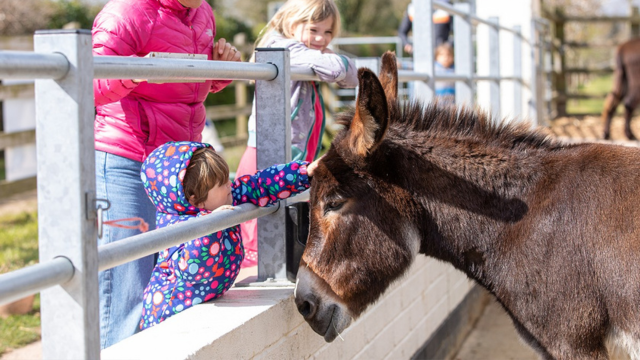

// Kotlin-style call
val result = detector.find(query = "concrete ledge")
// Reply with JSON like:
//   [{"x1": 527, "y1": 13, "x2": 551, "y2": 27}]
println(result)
[
  {"x1": 102, "y1": 258, "x2": 477, "y2": 359},
  {"x1": 102, "y1": 286, "x2": 299, "y2": 360}
]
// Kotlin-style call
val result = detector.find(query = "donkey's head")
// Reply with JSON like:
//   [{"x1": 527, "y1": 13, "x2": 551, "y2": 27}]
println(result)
[{"x1": 295, "y1": 52, "x2": 423, "y2": 341}]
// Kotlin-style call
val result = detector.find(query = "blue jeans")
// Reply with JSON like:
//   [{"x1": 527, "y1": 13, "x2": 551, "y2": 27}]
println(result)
[{"x1": 96, "y1": 151, "x2": 156, "y2": 349}]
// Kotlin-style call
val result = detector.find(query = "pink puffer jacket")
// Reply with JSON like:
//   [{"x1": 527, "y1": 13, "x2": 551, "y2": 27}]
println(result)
[{"x1": 92, "y1": 0, "x2": 231, "y2": 162}]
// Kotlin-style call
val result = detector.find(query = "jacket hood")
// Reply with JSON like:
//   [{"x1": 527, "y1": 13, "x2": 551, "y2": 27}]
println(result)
[{"x1": 141, "y1": 141, "x2": 213, "y2": 216}]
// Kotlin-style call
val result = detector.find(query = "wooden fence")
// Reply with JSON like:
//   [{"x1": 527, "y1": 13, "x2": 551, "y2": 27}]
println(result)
[
  {"x1": 545, "y1": 7, "x2": 640, "y2": 118},
  {"x1": 0, "y1": 79, "x2": 253, "y2": 198}
]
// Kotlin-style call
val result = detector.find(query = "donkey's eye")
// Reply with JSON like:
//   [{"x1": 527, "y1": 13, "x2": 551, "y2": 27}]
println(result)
[{"x1": 324, "y1": 200, "x2": 345, "y2": 214}]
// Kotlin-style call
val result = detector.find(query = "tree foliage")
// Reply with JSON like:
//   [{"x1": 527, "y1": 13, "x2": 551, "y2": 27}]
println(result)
[
  {"x1": 0, "y1": 0, "x2": 100, "y2": 36},
  {"x1": 225, "y1": 0, "x2": 411, "y2": 38},
  {"x1": 0, "y1": 0, "x2": 56, "y2": 36}
]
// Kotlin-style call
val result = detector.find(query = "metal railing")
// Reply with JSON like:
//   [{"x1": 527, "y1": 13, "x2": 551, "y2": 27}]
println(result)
[
  {"x1": 0, "y1": 29, "x2": 316, "y2": 359},
  {"x1": 326, "y1": 1, "x2": 547, "y2": 125},
  {"x1": 0, "y1": 1, "x2": 544, "y2": 358}
]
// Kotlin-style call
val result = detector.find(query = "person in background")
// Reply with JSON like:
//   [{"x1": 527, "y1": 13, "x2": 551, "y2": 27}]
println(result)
[
  {"x1": 139, "y1": 141, "x2": 311, "y2": 330},
  {"x1": 201, "y1": 118, "x2": 226, "y2": 154},
  {"x1": 234, "y1": 0, "x2": 358, "y2": 267},
  {"x1": 398, "y1": 1, "x2": 452, "y2": 55},
  {"x1": 92, "y1": 0, "x2": 241, "y2": 348},
  {"x1": 435, "y1": 42, "x2": 455, "y2": 104}
]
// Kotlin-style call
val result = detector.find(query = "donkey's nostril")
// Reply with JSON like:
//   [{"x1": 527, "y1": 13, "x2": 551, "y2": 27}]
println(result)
[{"x1": 298, "y1": 299, "x2": 316, "y2": 319}]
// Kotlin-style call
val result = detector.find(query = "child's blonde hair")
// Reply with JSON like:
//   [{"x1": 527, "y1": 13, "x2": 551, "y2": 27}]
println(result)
[
  {"x1": 183, "y1": 148, "x2": 229, "y2": 207},
  {"x1": 255, "y1": 0, "x2": 341, "y2": 49}
]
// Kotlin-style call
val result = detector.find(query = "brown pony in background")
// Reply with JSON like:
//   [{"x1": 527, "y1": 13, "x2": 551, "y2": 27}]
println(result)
[
  {"x1": 602, "y1": 37, "x2": 640, "y2": 140},
  {"x1": 296, "y1": 51, "x2": 640, "y2": 359}
]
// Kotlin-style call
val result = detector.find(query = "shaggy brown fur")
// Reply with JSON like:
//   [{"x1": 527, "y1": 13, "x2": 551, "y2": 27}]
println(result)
[
  {"x1": 602, "y1": 38, "x2": 640, "y2": 140},
  {"x1": 295, "y1": 51, "x2": 640, "y2": 359}
]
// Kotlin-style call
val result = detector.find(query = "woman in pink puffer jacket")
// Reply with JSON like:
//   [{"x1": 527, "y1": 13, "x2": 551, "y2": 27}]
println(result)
[{"x1": 92, "y1": 0, "x2": 241, "y2": 349}]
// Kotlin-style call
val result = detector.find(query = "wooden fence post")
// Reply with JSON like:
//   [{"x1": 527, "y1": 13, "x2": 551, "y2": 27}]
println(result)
[
  {"x1": 631, "y1": 6, "x2": 640, "y2": 38},
  {"x1": 553, "y1": 8, "x2": 567, "y2": 117},
  {"x1": 235, "y1": 81, "x2": 248, "y2": 139}
]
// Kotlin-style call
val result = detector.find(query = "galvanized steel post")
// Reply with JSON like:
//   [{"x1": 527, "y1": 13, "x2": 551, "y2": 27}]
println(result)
[
  {"x1": 34, "y1": 30, "x2": 99, "y2": 359},
  {"x1": 454, "y1": 2, "x2": 474, "y2": 106},
  {"x1": 254, "y1": 48, "x2": 291, "y2": 282},
  {"x1": 530, "y1": 19, "x2": 543, "y2": 126},
  {"x1": 489, "y1": 17, "x2": 501, "y2": 122},
  {"x1": 513, "y1": 26, "x2": 523, "y2": 119},
  {"x1": 413, "y1": 0, "x2": 435, "y2": 102}
]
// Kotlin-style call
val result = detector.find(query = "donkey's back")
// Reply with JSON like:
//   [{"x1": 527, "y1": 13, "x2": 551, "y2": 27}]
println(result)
[{"x1": 509, "y1": 142, "x2": 640, "y2": 358}]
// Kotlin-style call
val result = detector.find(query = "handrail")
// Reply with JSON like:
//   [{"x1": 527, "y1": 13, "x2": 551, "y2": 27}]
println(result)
[
  {"x1": 0, "y1": 51, "x2": 69, "y2": 80},
  {"x1": 94, "y1": 55, "x2": 278, "y2": 81},
  {"x1": 331, "y1": 36, "x2": 401, "y2": 46},
  {"x1": 0, "y1": 190, "x2": 309, "y2": 305},
  {"x1": 0, "y1": 257, "x2": 74, "y2": 305},
  {"x1": 0, "y1": 52, "x2": 321, "y2": 82}
]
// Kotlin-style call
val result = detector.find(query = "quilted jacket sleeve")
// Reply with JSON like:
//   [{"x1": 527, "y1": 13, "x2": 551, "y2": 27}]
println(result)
[
  {"x1": 287, "y1": 41, "x2": 358, "y2": 89},
  {"x1": 92, "y1": 2, "x2": 150, "y2": 106},
  {"x1": 232, "y1": 160, "x2": 310, "y2": 207},
  {"x1": 209, "y1": 79, "x2": 232, "y2": 93}
]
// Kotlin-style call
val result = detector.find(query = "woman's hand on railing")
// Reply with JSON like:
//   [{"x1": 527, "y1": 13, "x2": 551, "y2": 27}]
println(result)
[{"x1": 213, "y1": 38, "x2": 242, "y2": 62}]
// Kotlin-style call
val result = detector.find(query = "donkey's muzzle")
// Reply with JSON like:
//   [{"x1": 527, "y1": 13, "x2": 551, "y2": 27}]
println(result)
[{"x1": 295, "y1": 265, "x2": 352, "y2": 342}]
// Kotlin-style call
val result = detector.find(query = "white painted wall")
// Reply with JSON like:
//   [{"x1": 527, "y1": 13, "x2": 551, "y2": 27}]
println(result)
[
  {"x1": 102, "y1": 257, "x2": 475, "y2": 360},
  {"x1": 1, "y1": 37, "x2": 37, "y2": 182},
  {"x1": 2, "y1": 80, "x2": 36, "y2": 182}
]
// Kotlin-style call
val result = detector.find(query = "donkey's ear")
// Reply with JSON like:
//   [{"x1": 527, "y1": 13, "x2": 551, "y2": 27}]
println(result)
[
  {"x1": 349, "y1": 68, "x2": 389, "y2": 157},
  {"x1": 378, "y1": 51, "x2": 398, "y2": 103}
]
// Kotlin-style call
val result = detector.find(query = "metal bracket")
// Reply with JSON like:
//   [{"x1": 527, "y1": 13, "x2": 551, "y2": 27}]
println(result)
[{"x1": 86, "y1": 192, "x2": 111, "y2": 239}]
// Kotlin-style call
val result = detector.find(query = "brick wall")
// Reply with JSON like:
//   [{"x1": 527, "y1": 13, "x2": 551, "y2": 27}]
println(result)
[{"x1": 102, "y1": 257, "x2": 476, "y2": 360}]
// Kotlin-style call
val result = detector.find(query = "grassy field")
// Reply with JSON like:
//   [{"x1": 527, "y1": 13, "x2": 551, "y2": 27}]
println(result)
[
  {"x1": 566, "y1": 74, "x2": 615, "y2": 115},
  {"x1": 0, "y1": 211, "x2": 40, "y2": 356}
]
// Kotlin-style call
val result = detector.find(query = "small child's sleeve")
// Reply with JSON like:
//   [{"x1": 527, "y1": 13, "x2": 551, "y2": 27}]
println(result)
[
  {"x1": 288, "y1": 42, "x2": 358, "y2": 88},
  {"x1": 232, "y1": 160, "x2": 310, "y2": 207}
]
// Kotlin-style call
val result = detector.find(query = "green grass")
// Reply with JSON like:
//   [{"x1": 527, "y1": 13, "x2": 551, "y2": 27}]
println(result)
[
  {"x1": 0, "y1": 212, "x2": 38, "y2": 274},
  {"x1": 214, "y1": 119, "x2": 238, "y2": 138},
  {"x1": 0, "y1": 296, "x2": 41, "y2": 356},
  {"x1": 567, "y1": 74, "x2": 616, "y2": 115},
  {"x1": 0, "y1": 211, "x2": 41, "y2": 356}
]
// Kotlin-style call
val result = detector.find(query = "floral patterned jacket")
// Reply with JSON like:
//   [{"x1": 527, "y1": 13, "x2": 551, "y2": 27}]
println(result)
[{"x1": 139, "y1": 141, "x2": 309, "y2": 330}]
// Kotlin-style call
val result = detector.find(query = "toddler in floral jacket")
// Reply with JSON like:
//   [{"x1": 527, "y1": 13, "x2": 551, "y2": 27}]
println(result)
[{"x1": 139, "y1": 141, "x2": 309, "y2": 330}]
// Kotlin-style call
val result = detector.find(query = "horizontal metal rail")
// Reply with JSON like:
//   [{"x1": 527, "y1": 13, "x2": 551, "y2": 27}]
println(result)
[
  {"x1": 99, "y1": 190, "x2": 309, "y2": 271},
  {"x1": 0, "y1": 51, "x2": 69, "y2": 80},
  {"x1": 0, "y1": 51, "x2": 320, "y2": 82},
  {"x1": 94, "y1": 55, "x2": 278, "y2": 81},
  {"x1": 433, "y1": 1, "x2": 529, "y2": 42},
  {"x1": 397, "y1": 71, "x2": 527, "y2": 85},
  {"x1": 331, "y1": 36, "x2": 401, "y2": 46},
  {"x1": 0, "y1": 256, "x2": 74, "y2": 305},
  {"x1": 0, "y1": 190, "x2": 309, "y2": 305},
  {"x1": 398, "y1": 70, "x2": 430, "y2": 82},
  {"x1": 290, "y1": 66, "x2": 319, "y2": 81}
]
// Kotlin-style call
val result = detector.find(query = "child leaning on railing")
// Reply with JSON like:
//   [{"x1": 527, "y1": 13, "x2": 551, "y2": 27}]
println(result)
[{"x1": 139, "y1": 141, "x2": 311, "y2": 329}]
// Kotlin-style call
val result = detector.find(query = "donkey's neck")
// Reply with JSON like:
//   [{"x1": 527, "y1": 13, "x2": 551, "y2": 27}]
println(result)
[{"x1": 380, "y1": 127, "x2": 551, "y2": 281}]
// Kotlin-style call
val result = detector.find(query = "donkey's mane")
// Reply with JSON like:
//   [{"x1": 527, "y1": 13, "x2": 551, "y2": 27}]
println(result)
[{"x1": 337, "y1": 99, "x2": 564, "y2": 152}]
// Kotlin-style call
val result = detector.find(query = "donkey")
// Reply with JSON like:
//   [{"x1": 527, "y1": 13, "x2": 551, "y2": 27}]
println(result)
[
  {"x1": 295, "y1": 51, "x2": 640, "y2": 359},
  {"x1": 602, "y1": 37, "x2": 640, "y2": 140}
]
